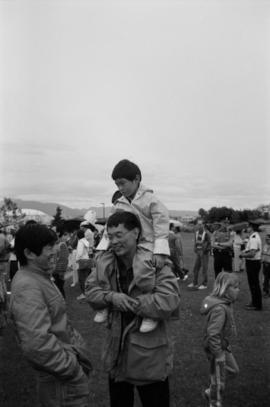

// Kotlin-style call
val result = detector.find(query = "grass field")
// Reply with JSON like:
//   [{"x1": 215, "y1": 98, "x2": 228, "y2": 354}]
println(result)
[{"x1": 1, "y1": 232, "x2": 269, "y2": 407}]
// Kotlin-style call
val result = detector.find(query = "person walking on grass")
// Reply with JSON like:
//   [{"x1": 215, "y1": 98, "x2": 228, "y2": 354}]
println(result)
[
  {"x1": 52, "y1": 230, "x2": 70, "y2": 298},
  {"x1": 232, "y1": 229, "x2": 245, "y2": 273},
  {"x1": 188, "y1": 219, "x2": 211, "y2": 290},
  {"x1": 10, "y1": 223, "x2": 92, "y2": 407},
  {"x1": 0, "y1": 226, "x2": 9, "y2": 351},
  {"x1": 94, "y1": 159, "x2": 170, "y2": 333},
  {"x1": 200, "y1": 272, "x2": 240, "y2": 407},
  {"x1": 262, "y1": 233, "x2": 270, "y2": 298},
  {"x1": 69, "y1": 229, "x2": 79, "y2": 287},
  {"x1": 174, "y1": 225, "x2": 189, "y2": 280},
  {"x1": 211, "y1": 220, "x2": 234, "y2": 278},
  {"x1": 86, "y1": 211, "x2": 180, "y2": 407},
  {"x1": 76, "y1": 229, "x2": 93, "y2": 301},
  {"x1": 168, "y1": 223, "x2": 184, "y2": 280},
  {"x1": 240, "y1": 220, "x2": 262, "y2": 311}
]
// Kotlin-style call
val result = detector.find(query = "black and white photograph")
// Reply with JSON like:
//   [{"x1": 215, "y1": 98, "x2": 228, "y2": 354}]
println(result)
[{"x1": 0, "y1": 1, "x2": 269, "y2": 406}]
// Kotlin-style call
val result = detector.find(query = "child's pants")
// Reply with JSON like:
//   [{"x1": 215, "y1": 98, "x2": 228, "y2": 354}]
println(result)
[{"x1": 208, "y1": 350, "x2": 239, "y2": 407}]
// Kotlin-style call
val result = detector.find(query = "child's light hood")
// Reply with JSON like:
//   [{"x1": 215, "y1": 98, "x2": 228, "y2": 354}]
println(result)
[
  {"x1": 200, "y1": 295, "x2": 229, "y2": 316},
  {"x1": 134, "y1": 184, "x2": 154, "y2": 198},
  {"x1": 116, "y1": 184, "x2": 154, "y2": 204}
]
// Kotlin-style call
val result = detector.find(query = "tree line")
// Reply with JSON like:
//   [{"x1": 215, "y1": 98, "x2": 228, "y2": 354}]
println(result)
[{"x1": 198, "y1": 206, "x2": 263, "y2": 224}]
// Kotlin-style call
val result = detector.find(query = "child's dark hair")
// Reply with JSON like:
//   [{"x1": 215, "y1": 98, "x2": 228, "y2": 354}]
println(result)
[
  {"x1": 77, "y1": 229, "x2": 85, "y2": 239},
  {"x1": 107, "y1": 211, "x2": 142, "y2": 236},
  {"x1": 15, "y1": 224, "x2": 58, "y2": 266},
  {"x1": 111, "y1": 159, "x2": 142, "y2": 182}
]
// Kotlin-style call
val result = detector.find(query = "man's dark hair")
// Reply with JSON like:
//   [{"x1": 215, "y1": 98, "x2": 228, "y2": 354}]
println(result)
[
  {"x1": 25, "y1": 220, "x2": 37, "y2": 225},
  {"x1": 15, "y1": 224, "x2": 58, "y2": 266},
  {"x1": 107, "y1": 211, "x2": 142, "y2": 235},
  {"x1": 248, "y1": 221, "x2": 260, "y2": 232},
  {"x1": 58, "y1": 229, "x2": 69, "y2": 238},
  {"x1": 111, "y1": 159, "x2": 142, "y2": 181}
]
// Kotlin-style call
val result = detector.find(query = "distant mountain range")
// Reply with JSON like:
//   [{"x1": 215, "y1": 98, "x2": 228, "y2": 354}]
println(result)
[{"x1": 1, "y1": 198, "x2": 198, "y2": 220}]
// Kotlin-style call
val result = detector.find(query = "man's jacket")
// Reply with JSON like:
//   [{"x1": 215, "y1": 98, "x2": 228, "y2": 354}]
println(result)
[{"x1": 85, "y1": 254, "x2": 180, "y2": 384}]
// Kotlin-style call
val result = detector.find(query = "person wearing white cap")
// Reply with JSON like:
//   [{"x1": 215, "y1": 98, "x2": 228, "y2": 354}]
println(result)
[{"x1": 80, "y1": 221, "x2": 94, "y2": 254}]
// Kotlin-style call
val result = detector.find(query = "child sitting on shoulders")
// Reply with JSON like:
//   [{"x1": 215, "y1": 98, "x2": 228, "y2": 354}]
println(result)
[
  {"x1": 94, "y1": 159, "x2": 170, "y2": 333},
  {"x1": 200, "y1": 272, "x2": 240, "y2": 407}
]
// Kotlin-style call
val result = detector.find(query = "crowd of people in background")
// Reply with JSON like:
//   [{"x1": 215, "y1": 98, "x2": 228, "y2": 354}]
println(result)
[
  {"x1": 0, "y1": 159, "x2": 269, "y2": 407},
  {"x1": 1, "y1": 210, "x2": 268, "y2": 311}
]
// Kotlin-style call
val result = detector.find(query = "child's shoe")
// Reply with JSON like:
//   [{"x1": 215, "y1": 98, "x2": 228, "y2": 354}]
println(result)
[
  {"x1": 203, "y1": 388, "x2": 214, "y2": 407},
  {"x1": 139, "y1": 318, "x2": 158, "y2": 333},
  {"x1": 204, "y1": 388, "x2": 210, "y2": 402},
  {"x1": 94, "y1": 308, "x2": 108, "y2": 323}
]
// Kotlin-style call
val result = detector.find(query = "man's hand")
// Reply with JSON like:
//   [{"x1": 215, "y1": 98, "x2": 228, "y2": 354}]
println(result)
[
  {"x1": 153, "y1": 254, "x2": 167, "y2": 270},
  {"x1": 111, "y1": 293, "x2": 139, "y2": 312}
]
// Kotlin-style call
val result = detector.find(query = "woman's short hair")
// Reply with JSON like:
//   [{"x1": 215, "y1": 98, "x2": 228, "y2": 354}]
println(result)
[{"x1": 15, "y1": 224, "x2": 57, "y2": 266}]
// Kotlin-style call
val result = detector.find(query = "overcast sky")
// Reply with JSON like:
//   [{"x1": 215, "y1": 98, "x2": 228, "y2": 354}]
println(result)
[{"x1": 0, "y1": 0, "x2": 269, "y2": 211}]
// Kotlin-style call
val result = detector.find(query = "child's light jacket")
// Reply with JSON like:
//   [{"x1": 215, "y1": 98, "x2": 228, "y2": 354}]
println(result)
[{"x1": 97, "y1": 184, "x2": 170, "y2": 255}]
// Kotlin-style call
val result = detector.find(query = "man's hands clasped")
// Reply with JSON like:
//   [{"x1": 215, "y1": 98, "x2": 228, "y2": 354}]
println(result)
[{"x1": 111, "y1": 292, "x2": 139, "y2": 312}]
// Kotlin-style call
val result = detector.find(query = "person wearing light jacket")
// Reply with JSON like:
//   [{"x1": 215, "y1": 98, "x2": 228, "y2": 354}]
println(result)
[
  {"x1": 76, "y1": 229, "x2": 92, "y2": 301},
  {"x1": 85, "y1": 211, "x2": 180, "y2": 407},
  {"x1": 94, "y1": 159, "x2": 170, "y2": 333},
  {"x1": 240, "y1": 220, "x2": 262, "y2": 311},
  {"x1": 10, "y1": 223, "x2": 92, "y2": 407},
  {"x1": 188, "y1": 219, "x2": 211, "y2": 290}
]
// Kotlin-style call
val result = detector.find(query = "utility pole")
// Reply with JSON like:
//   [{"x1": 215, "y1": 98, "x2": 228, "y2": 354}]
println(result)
[{"x1": 100, "y1": 203, "x2": 105, "y2": 220}]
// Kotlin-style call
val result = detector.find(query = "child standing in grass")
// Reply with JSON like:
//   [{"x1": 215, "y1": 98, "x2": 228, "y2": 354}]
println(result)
[{"x1": 200, "y1": 272, "x2": 240, "y2": 407}]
